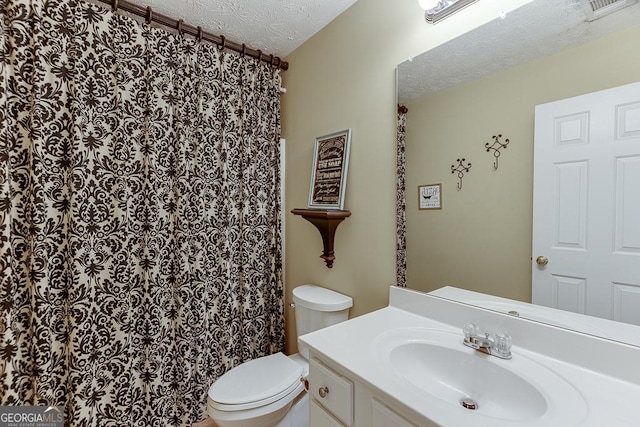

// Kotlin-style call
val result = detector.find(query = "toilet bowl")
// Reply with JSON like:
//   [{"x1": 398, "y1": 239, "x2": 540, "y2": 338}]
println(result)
[
  {"x1": 208, "y1": 353, "x2": 308, "y2": 427},
  {"x1": 207, "y1": 285, "x2": 352, "y2": 427}
]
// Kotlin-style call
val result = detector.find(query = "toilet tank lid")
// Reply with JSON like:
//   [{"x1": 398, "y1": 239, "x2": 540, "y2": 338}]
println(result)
[{"x1": 292, "y1": 285, "x2": 353, "y2": 312}]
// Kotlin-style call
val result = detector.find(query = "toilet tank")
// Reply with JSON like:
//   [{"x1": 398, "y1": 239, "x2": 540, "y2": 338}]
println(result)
[{"x1": 293, "y1": 284, "x2": 353, "y2": 360}]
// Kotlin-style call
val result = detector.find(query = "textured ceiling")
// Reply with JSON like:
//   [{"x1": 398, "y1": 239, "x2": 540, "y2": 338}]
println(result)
[
  {"x1": 123, "y1": 0, "x2": 358, "y2": 58},
  {"x1": 398, "y1": 0, "x2": 640, "y2": 103}
]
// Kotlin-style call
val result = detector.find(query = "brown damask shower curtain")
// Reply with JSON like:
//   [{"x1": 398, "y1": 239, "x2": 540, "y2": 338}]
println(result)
[
  {"x1": 396, "y1": 107, "x2": 407, "y2": 287},
  {"x1": 0, "y1": 0, "x2": 283, "y2": 425}
]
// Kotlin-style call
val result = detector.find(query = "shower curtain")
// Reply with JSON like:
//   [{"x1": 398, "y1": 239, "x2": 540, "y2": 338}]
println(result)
[
  {"x1": 396, "y1": 106, "x2": 407, "y2": 287},
  {"x1": 0, "y1": 0, "x2": 284, "y2": 425}
]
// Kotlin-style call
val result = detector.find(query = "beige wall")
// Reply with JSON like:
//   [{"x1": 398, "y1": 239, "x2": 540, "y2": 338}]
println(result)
[
  {"x1": 281, "y1": 0, "x2": 533, "y2": 353},
  {"x1": 405, "y1": 25, "x2": 640, "y2": 302}
]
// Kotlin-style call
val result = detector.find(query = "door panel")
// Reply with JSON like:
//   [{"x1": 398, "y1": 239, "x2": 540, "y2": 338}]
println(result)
[
  {"x1": 551, "y1": 274, "x2": 587, "y2": 314},
  {"x1": 614, "y1": 156, "x2": 640, "y2": 254},
  {"x1": 613, "y1": 283, "x2": 640, "y2": 325},
  {"x1": 553, "y1": 161, "x2": 588, "y2": 250}
]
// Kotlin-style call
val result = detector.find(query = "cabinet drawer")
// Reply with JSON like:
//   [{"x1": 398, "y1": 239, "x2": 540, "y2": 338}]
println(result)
[
  {"x1": 310, "y1": 399, "x2": 346, "y2": 427},
  {"x1": 309, "y1": 358, "x2": 354, "y2": 426},
  {"x1": 372, "y1": 398, "x2": 419, "y2": 427}
]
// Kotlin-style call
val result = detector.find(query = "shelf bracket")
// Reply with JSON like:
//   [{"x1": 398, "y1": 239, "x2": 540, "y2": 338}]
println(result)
[{"x1": 291, "y1": 209, "x2": 351, "y2": 268}]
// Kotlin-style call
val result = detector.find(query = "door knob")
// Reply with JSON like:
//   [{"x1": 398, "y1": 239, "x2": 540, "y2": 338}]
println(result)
[{"x1": 536, "y1": 256, "x2": 549, "y2": 266}]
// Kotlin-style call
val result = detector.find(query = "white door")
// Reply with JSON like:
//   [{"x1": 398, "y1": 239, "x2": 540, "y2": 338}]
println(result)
[{"x1": 532, "y1": 81, "x2": 640, "y2": 326}]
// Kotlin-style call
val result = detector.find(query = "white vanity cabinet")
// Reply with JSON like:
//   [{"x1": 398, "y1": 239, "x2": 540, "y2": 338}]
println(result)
[{"x1": 308, "y1": 354, "x2": 427, "y2": 427}]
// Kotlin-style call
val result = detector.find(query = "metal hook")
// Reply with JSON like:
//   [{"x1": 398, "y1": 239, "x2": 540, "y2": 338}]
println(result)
[
  {"x1": 257, "y1": 50, "x2": 262, "y2": 61},
  {"x1": 112, "y1": 0, "x2": 118, "y2": 11},
  {"x1": 451, "y1": 158, "x2": 472, "y2": 191},
  {"x1": 484, "y1": 135, "x2": 510, "y2": 171},
  {"x1": 177, "y1": 19, "x2": 183, "y2": 35},
  {"x1": 275, "y1": 57, "x2": 281, "y2": 68},
  {"x1": 219, "y1": 35, "x2": 226, "y2": 50},
  {"x1": 269, "y1": 54, "x2": 274, "y2": 67},
  {"x1": 145, "y1": 6, "x2": 152, "y2": 25},
  {"x1": 241, "y1": 43, "x2": 246, "y2": 57},
  {"x1": 197, "y1": 26, "x2": 203, "y2": 42}
]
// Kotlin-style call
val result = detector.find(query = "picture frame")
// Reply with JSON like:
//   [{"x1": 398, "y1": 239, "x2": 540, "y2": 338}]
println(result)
[
  {"x1": 418, "y1": 183, "x2": 442, "y2": 210},
  {"x1": 308, "y1": 129, "x2": 352, "y2": 210}
]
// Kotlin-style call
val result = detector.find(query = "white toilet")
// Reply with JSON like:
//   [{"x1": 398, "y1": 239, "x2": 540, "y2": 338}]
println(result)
[{"x1": 207, "y1": 284, "x2": 353, "y2": 427}]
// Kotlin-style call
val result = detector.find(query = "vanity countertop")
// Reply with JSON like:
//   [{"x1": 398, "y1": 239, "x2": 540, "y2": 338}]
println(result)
[{"x1": 299, "y1": 286, "x2": 640, "y2": 427}]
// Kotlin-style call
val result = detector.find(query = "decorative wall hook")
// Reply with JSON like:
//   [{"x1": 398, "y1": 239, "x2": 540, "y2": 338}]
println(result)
[
  {"x1": 485, "y1": 134, "x2": 510, "y2": 170},
  {"x1": 451, "y1": 158, "x2": 472, "y2": 190}
]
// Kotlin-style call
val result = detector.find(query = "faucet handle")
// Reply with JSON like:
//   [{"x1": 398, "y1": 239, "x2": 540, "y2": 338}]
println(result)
[
  {"x1": 463, "y1": 323, "x2": 480, "y2": 340},
  {"x1": 493, "y1": 331, "x2": 512, "y2": 357}
]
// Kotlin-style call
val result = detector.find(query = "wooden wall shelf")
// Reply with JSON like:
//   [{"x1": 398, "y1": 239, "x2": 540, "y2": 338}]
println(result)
[{"x1": 291, "y1": 209, "x2": 351, "y2": 268}]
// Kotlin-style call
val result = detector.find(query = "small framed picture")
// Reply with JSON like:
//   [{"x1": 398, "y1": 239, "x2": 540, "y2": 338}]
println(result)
[
  {"x1": 418, "y1": 184, "x2": 442, "y2": 210},
  {"x1": 308, "y1": 129, "x2": 352, "y2": 210}
]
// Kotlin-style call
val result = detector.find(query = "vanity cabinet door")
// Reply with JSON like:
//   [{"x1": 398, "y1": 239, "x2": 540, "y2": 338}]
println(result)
[
  {"x1": 309, "y1": 357, "x2": 354, "y2": 426},
  {"x1": 310, "y1": 399, "x2": 346, "y2": 427},
  {"x1": 372, "y1": 399, "x2": 419, "y2": 427}
]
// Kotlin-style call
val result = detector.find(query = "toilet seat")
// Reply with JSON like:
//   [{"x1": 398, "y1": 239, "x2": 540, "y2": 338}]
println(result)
[{"x1": 208, "y1": 353, "x2": 304, "y2": 412}]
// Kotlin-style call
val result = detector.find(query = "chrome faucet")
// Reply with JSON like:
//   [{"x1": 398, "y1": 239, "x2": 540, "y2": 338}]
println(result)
[{"x1": 463, "y1": 323, "x2": 512, "y2": 359}]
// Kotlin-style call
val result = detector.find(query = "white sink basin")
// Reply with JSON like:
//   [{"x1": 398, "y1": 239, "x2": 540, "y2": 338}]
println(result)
[
  {"x1": 374, "y1": 328, "x2": 587, "y2": 425},
  {"x1": 391, "y1": 340, "x2": 545, "y2": 420}
]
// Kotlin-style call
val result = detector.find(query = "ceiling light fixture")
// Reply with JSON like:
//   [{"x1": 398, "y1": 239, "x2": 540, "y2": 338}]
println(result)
[{"x1": 418, "y1": 0, "x2": 480, "y2": 24}]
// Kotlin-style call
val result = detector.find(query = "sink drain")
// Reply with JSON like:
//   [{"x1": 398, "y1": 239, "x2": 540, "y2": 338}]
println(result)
[{"x1": 460, "y1": 398, "x2": 478, "y2": 410}]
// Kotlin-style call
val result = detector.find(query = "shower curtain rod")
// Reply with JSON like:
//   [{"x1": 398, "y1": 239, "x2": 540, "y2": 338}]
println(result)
[{"x1": 94, "y1": 0, "x2": 289, "y2": 71}]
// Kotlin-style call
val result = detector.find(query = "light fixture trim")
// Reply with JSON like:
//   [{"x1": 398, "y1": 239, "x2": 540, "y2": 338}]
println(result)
[
  {"x1": 423, "y1": 0, "x2": 480, "y2": 24},
  {"x1": 418, "y1": 0, "x2": 442, "y2": 10},
  {"x1": 580, "y1": 0, "x2": 638, "y2": 21}
]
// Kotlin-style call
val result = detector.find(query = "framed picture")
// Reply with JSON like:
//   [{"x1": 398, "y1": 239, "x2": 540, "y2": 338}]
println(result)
[
  {"x1": 418, "y1": 184, "x2": 442, "y2": 210},
  {"x1": 308, "y1": 129, "x2": 352, "y2": 210}
]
